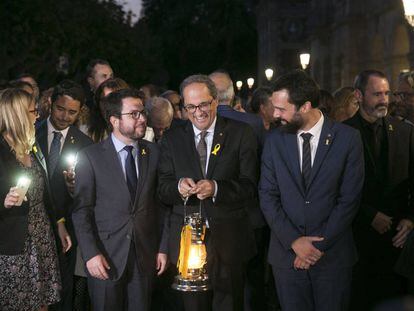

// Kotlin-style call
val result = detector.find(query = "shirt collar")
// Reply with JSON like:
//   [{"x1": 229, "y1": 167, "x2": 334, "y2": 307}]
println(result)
[
  {"x1": 193, "y1": 116, "x2": 217, "y2": 137},
  {"x1": 47, "y1": 117, "x2": 70, "y2": 139},
  {"x1": 111, "y1": 133, "x2": 138, "y2": 153},
  {"x1": 297, "y1": 110, "x2": 324, "y2": 138}
]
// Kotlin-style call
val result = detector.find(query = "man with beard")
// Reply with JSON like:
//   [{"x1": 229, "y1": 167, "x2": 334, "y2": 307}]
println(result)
[
  {"x1": 72, "y1": 88, "x2": 167, "y2": 311},
  {"x1": 259, "y1": 70, "x2": 364, "y2": 311},
  {"x1": 344, "y1": 70, "x2": 414, "y2": 310}
]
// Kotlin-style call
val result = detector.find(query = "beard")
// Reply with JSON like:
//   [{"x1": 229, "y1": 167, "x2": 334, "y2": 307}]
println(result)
[
  {"x1": 277, "y1": 112, "x2": 304, "y2": 134},
  {"x1": 119, "y1": 122, "x2": 146, "y2": 140},
  {"x1": 362, "y1": 101, "x2": 388, "y2": 119}
]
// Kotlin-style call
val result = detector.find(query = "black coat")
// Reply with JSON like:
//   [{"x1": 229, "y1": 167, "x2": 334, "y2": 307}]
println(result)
[
  {"x1": 158, "y1": 116, "x2": 258, "y2": 265},
  {"x1": 0, "y1": 136, "x2": 56, "y2": 255}
]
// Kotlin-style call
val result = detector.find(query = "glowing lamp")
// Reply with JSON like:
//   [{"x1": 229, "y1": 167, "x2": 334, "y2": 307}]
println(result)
[
  {"x1": 403, "y1": 0, "x2": 414, "y2": 27},
  {"x1": 236, "y1": 80, "x2": 243, "y2": 91},
  {"x1": 265, "y1": 68, "x2": 274, "y2": 81},
  {"x1": 300, "y1": 53, "x2": 310, "y2": 70},
  {"x1": 247, "y1": 78, "x2": 255, "y2": 89},
  {"x1": 172, "y1": 212, "x2": 210, "y2": 292}
]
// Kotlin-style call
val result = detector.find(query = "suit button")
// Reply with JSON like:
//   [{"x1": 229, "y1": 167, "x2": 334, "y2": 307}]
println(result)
[
  {"x1": 305, "y1": 201, "x2": 310, "y2": 204},
  {"x1": 126, "y1": 234, "x2": 131, "y2": 240}
]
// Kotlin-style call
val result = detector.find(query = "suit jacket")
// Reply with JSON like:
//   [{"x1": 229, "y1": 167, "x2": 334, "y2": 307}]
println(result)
[
  {"x1": 72, "y1": 137, "x2": 163, "y2": 281},
  {"x1": 0, "y1": 136, "x2": 56, "y2": 255},
  {"x1": 36, "y1": 120, "x2": 93, "y2": 223},
  {"x1": 217, "y1": 104, "x2": 266, "y2": 228},
  {"x1": 344, "y1": 114, "x2": 414, "y2": 227},
  {"x1": 259, "y1": 117, "x2": 364, "y2": 269},
  {"x1": 158, "y1": 116, "x2": 258, "y2": 265}
]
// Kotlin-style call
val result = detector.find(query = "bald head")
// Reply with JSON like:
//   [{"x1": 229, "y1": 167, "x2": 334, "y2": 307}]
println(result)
[
  {"x1": 148, "y1": 97, "x2": 174, "y2": 140},
  {"x1": 209, "y1": 71, "x2": 234, "y2": 106}
]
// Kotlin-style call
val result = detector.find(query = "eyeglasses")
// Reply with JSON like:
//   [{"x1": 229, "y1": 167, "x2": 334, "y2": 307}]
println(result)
[
  {"x1": 184, "y1": 100, "x2": 213, "y2": 113},
  {"x1": 29, "y1": 109, "x2": 39, "y2": 116},
  {"x1": 394, "y1": 91, "x2": 414, "y2": 99},
  {"x1": 120, "y1": 110, "x2": 147, "y2": 120}
]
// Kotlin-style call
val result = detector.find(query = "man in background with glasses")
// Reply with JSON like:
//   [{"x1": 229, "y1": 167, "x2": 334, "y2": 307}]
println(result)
[
  {"x1": 72, "y1": 88, "x2": 167, "y2": 311},
  {"x1": 393, "y1": 71, "x2": 414, "y2": 126},
  {"x1": 158, "y1": 74, "x2": 258, "y2": 311}
]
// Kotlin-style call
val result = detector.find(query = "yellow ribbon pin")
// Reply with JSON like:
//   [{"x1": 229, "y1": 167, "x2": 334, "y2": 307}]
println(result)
[
  {"x1": 141, "y1": 148, "x2": 146, "y2": 156},
  {"x1": 32, "y1": 146, "x2": 38, "y2": 153},
  {"x1": 388, "y1": 124, "x2": 393, "y2": 131},
  {"x1": 211, "y1": 144, "x2": 221, "y2": 156}
]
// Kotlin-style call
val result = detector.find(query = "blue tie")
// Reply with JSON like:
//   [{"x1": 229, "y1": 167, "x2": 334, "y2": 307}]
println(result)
[
  {"x1": 124, "y1": 145, "x2": 138, "y2": 203},
  {"x1": 301, "y1": 132, "x2": 313, "y2": 190},
  {"x1": 48, "y1": 131, "x2": 63, "y2": 177}
]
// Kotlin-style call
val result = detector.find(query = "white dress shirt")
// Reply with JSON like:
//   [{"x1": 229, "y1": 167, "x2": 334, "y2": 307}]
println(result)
[
  {"x1": 47, "y1": 117, "x2": 70, "y2": 153},
  {"x1": 111, "y1": 133, "x2": 139, "y2": 180},
  {"x1": 297, "y1": 111, "x2": 324, "y2": 171}
]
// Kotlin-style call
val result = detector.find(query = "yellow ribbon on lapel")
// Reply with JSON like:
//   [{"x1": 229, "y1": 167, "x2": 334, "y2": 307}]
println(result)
[{"x1": 211, "y1": 143, "x2": 221, "y2": 156}]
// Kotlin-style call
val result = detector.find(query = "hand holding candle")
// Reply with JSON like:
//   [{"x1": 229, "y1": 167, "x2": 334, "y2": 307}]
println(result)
[
  {"x1": 63, "y1": 153, "x2": 77, "y2": 194},
  {"x1": 4, "y1": 176, "x2": 31, "y2": 208}
]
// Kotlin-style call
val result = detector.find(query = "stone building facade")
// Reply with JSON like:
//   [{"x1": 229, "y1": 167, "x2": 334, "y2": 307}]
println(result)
[{"x1": 257, "y1": 0, "x2": 414, "y2": 91}]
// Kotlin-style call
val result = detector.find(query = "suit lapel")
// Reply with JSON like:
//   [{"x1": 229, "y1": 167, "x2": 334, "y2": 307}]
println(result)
[
  {"x1": 206, "y1": 117, "x2": 226, "y2": 179},
  {"x1": 32, "y1": 141, "x2": 48, "y2": 175},
  {"x1": 308, "y1": 118, "x2": 335, "y2": 189},
  {"x1": 283, "y1": 132, "x2": 305, "y2": 196},
  {"x1": 134, "y1": 141, "x2": 149, "y2": 210},
  {"x1": 36, "y1": 121, "x2": 49, "y2": 158},
  {"x1": 102, "y1": 138, "x2": 131, "y2": 202}
]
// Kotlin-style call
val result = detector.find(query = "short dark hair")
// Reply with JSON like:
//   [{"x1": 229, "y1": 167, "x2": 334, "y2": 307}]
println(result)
[
  {"x1": 180, "y1": 74, "x2": 218, "y2": 100},
  {"x1": 86, "y1": 59, "x2": 111, "y2": 78},
  {"x1": 354, "y1": 69, "x2": 387, "y2": 94},
  {"x1": 250, "y1": 87, "x2": 272, "y2": 113},
  {"x1": 94, "y1": 77, "x2": 129, "y2": 109},
  {"x1": 272, "y1": 70, "x2": 320, "y2": 109},
  {"x1": 103, "y1": 88, "x2": 145, "y2": 129},
  {"x1": 51, "y1": 80, "x2": 85, "y2": 107}
]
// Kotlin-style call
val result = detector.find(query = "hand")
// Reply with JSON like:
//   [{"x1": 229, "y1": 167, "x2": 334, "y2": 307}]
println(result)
[
  {"x1": 291, "y1": 236, "x2": 324, "y2": 265},
  {"x1": 294, "y1": 256, "x2": 310, "y2": 270},
  {"x1": 86, "y1": 254, "x2": 110, "y2": 280},
  {"x1": 371, "y1": 212, "x2": 392, "y2": 234},
  {"x1": 63, "y1": 170, "x2": 75, "y2": 194},
  {"x1": 4, "y1": 187, "x2": 26, "y2": 208},
  {"x1": 178, "y1": 178, "x2": 197, "y2": 197},
  {"x1": 392, "y1": 219, "x2": 414, "y2": 248},
  {"x1": 57, "y1": 222, "x2": 72, "y2": 253},
  {"x1": 156, "y1": 253, "x2": 168, "y2": 276},
  {"x1": 194, "y1": 180, "x2": 215, "y2": 200}
]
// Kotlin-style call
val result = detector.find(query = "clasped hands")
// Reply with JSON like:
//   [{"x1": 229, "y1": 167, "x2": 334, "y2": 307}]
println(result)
[
  {"x1": 291, "y1": 236, "x2": 324, "y2": 270},
  {"x1": 371, "y1": 211, "x2": 413, "y2": 248},
  {"x1": 179, "y1": 178, "x2": 215, "y2": 200}
]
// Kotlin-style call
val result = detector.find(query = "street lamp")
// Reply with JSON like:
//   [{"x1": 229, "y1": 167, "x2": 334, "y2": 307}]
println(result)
[
  {"x1": 247, "y1": 78, "x2": 255, "y2": 89},
  {"x1": 300, "y1": 53, "x2": 310, "y2": 70},
  {"x1": 236, "y1": 80, "x2": 243, "y2": 91},
  {"x1": 265, "y1": 68, "x2": 274, "y2": 81},
  {"x1": 402, "y1": 0, "x2": 414, "y2": 27}
]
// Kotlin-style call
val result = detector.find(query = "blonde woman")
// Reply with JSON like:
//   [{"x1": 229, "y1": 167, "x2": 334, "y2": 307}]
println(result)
[
  {"x1": 0, "y1": 88, "x2": 61, "y2": 311},
  {"x1": 331, "y1": 86, "x2": 359, "y2": 122}
]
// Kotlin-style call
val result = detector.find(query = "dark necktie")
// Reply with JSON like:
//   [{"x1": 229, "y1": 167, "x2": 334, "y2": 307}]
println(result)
[
  {"x1": 48, "y1": 131, "x2": 63, "y2": 177},
  {"x1": 301, "y1": 132, "x2": 313, "y2": 190},
  {"x1": 124, "y1": 145, "x2": 138, "y2": 203},
  {"x1": 196, "y1": 131, "x2": 208, "y2": 177}
]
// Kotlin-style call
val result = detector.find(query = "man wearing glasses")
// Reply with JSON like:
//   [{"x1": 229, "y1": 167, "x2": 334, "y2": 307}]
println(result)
[
  {"x1": 72, "y1": 88, "x2": 167, "y2": 311},
  {"x1": 393, "y1": 71, "x2": 414, "y2": 126},
  {"x1": 158, "y1": 75, "x2": 258, "y2": 311}
]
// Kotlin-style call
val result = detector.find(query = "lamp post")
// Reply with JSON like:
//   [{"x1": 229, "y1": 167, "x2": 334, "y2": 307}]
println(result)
[
  {"x1": 265, "y1": 68, "x2": 274, "y2": 81},
  {"x1": 403, "y1": 0, "x2": 414, "y2": 26},
  {"x1": 300, "y1": 53, "x2": 310, "y2": 70}
]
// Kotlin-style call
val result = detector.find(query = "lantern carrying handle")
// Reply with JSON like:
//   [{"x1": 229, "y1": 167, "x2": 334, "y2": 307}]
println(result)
[{"x1": 182, "y1": 195, "x2": 203, "y2": 218}]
